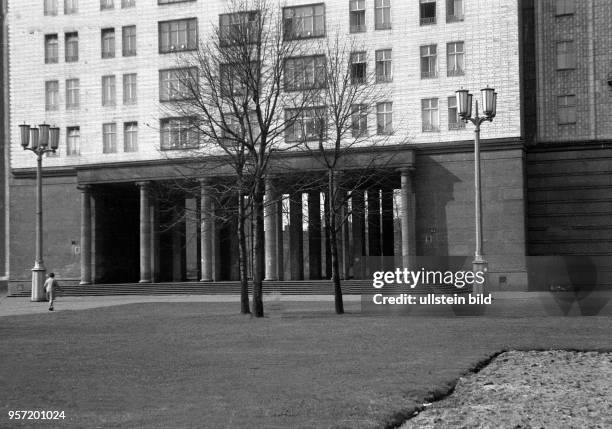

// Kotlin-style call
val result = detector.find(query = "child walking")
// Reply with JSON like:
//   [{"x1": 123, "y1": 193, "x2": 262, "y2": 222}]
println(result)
[{"x1": 44, "y1": 273, "x2": 62, "y2": 311}]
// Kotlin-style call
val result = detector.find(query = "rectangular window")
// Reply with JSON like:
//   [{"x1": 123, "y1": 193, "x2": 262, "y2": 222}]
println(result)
[
  {"x1": 122, "y1": 26, "x2": 136, "y2": 56},
  {"x1": 100, "y1": 0, "x2": 114, "y2": 10},
  {"x1": 122, "y1": 0, "x2": 135, "y2": 7},
  {"x1": 160, "y1": 118, "x2": 198, "y2": 150},
  {"x1": 555, "y1": 0, "x2": 574, "y2": 16},
  {"x1": 102, "y1": 75, "x2": 116, "y2": 106},
  {"x1": 446, "y1": 0, "x2": 463, "y2": 22},
  {"x1": 447, "y1": 41, "x2": 464, "y2": 76},
  {"x1": 283, "y1": 4, "x2": 325, "y2": 40},
  {"x1": 376, "y1": 102, "x2": 392, "y2": 135},
  {"x1": 219, "y1": 11, "x2": 260, "y2": 46},
  {"x1": 421, "y1": 98, "x2": 439, "y2": 132},
  {"x1": 102, "y1": 123, "x2": 117, "y2": 153},
  {"x1": 160, "y1": 68, "x2": 196, "y2": 101},
  {"x1": 64, "y1": 0, "x2": 78, "y2": 14},
  {"x1": 374, "y1": 0, "x2": 391, "y2": 30},
  {"x1": 159, "y1": 18, "x2": 198, "y2": 53},
  {"x1": 284, "y1": 55, "x2": 326, "y2": 91},
  {"x1": 375, "y1": 49, "x2": 392, "y2": 82},
  {"x1": 558, "y1": 95, "x2": 576, "y2": 124},
  {"x1": 124, "y1": 122, "x2": 138, "y2": 152},
  {"x1": 101, "y1": 28, "x2": 115, "y2": 58},
  {"x1": 44, "y1": 34, "x2": 58, "y2": 64},
  {"x1": 447, "y1": 96, "x2": 464, "y2": 129},
  {"x1": 420, "y1": 44, "x2": 437, "y2": 78},
  {"x1": 350, "y1": 51, "x2": 367, "y2": 84},
  {"x1": 123, "y1": 73, "x2": 137, "y2": 104},
  {"x1": 420, "y1": 0, "x2": 436, "y2": 25},
  {"x1": 556, "y1": 41, "x2": 575, "y2": 70},
  {"x1": 65, "y1": 32, "x2": 78, "y2": 62},
  {"x1": 45, "y1": 81, "x2": 59, "y2": 111},
  {"x1": 158, "y1": 0, "x2": 194, "y2": 3},
  {"x1": 44, "y1": 0, "x2": 58, "y2": 16},
  {"x1": 65, "y1": 78, "x2": 79, "y2": 109},
  {"x1": 66, "y1": 126, "x2": 80, "y2": 155},
  {"x1": 349, "y1": 0, "x2": 366, "y2": 33},
  {"x1": 351, "y1": 104, "x2": 368, "y2": 137},
  {"x1": 285, "y1": 107, "x2": 326, "y2": 142}
]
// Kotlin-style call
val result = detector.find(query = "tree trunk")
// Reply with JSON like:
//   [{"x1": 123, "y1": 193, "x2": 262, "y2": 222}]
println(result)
[
  {"x1": 237, "y1": 191, "x2": 250, "y2": 314},
  {"x1": 252, "y1": 179, "x2": 265, "y2": 317},
  {"x1": 328, "y1": 170, "x2": 344, "y2": 314}
]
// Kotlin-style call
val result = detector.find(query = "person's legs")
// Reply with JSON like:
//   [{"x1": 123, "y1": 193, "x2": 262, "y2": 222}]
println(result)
[{"x1": 48, "y1": 290, "x2": 54, "y2": 310}]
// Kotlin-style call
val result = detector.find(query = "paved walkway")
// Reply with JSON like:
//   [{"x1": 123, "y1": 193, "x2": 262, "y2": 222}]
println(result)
[{"x1": 0, "y1": 294, "x2": 360, "y2": 317}]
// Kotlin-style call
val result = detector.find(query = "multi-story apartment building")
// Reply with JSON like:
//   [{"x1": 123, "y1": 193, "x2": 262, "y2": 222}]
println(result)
[{"x1": 7, "y1": 0, "x2": 529, "y2": 294}]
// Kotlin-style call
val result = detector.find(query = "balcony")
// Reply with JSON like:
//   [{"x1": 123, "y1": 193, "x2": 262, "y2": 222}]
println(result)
[
  {"x1": 422, "y1": 124, "x2": 439, "y2": 132},
  {"x1": 448, "y1": 121, "x2": 466, "y2": 130},
  {"x1": 446, "y1": 14, "x2": 464, "y2": 23},
  {"x1": 420, "y1": 16, "x2": 436, "y2": 25},
  {"x1": 421, "y1": 70, "x2": 437, "y2": 79},
  {"x1": 447, "y1": 68, "x2": 464, "y2": 77},
  {"x1": 350, "y1": 24, "x2": 366, "y2": 33}
]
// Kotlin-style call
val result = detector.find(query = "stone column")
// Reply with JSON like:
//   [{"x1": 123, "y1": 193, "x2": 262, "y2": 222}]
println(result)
[
  {"x1": 381, "y1": 188, "x2": 395, "y2": 271},
  {"x1": 289, "y1": 192, "x2": 304, "y2": 280},
  {"x1": 307, "y1": 191, "x2": 322, "y2": 280},
  {"x1": 137, "y1": 181, "x2": 152, "y2": 283},
  {"x1": 200, "y1": 179, "x2": 213, "y2": 281},
  {"x1": 264, "y1": 177, "x2": 278, "y2": 280},
  {"x1": 400, "y1": 169, "x2": 416, "y2": 268},
  {"x1": 367, "y1": 189, "x2": 381, "y2": 256},
  {"x1": 341, "y1": 201, "x2": 351, "y2": 279},
  {"x1": 150, "y1": 193, "x2": 160, "y2": 283},
  {"x1": 78, "y1": 185, "x2": 92, "y2": 285},
  {"x1": 323, "y1": 195, "x2": 332, "y2": 279},
  {"x1": 351, "y1": 190, "x2": 365, "y2": 279},
  {"x1": 276, "y1": 199, "x2": 284, "y2": 280}
]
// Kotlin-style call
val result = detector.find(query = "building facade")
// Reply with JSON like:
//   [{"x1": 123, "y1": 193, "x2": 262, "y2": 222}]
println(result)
[{"x1": 7, "y1": 0, "x2": 529, "y2": 294}]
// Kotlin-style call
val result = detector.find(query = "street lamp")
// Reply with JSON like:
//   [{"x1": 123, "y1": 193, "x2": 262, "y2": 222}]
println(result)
[
  {"x1": 19, "y1": 123, "x2": 60, "y2": 301},
  {"x1": 455, "y1": 87, "x2": 497, "y2": 295}
]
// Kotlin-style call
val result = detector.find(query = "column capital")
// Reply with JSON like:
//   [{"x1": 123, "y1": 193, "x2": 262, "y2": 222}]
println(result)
[
  {"x1": 77, "y1": 184, "x2": 92, "y2": 192},
  {"x1": 199, "y1": 177, "x2": 213, "y2": 186},
  {"x1": 136, "y1": 181, "x2": 152, "y2": 189},
  {"x1": 398, "y1": 167, "x2": 415, "y2": 175}
]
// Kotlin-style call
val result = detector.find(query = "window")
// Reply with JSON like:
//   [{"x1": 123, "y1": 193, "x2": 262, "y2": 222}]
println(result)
[
  {"x1": 158, "y1": 0, "x2": 194, "y2": 3},
  {"x1": 420, "y1": 45, "x2": 437, "y2": 78},
  {"x1": 375, "y1": 49, "x2": 392, "y2": 82},
  {"x1": 124, "y1": 122, "x2": 138, "y2": 152},
  {"x1": 285, "y1": 107, "x2": 326, "y2": 142},
  {"x1": 45, "y1": 81, "x2": 59, "y2": 111},
  {"x1": 159, "y1": 18, "x2": 198, "y2": 53},
  {"x1": 351, "y1": 104, "x2": 368, "y2": 137},
  {"x1": 123, "y1": 73, "x2": 137, "y2": 104},
  {"x1": 350, "y1": 51, "x2": 367, "y2": 84},
  {"x1": 447, "y1": 96, "x2": 464, "y2": 129},
  {"x1": 65, "y1": 32, "x2": 78, "y2": 62},
  {"x1": 421, "y1": 98, "x2": 439, "y2": 132},
  {"x1": 349, "y1": 0, "x2": 366, "y2": 33},
  {"x1": 65, "y1": 78, "x2": 79, "y2": 109},
  {"x1": 64, "y1": 0, "x2": 78, "y2": 14},
  {"x1": 122, "y1": 26, "x2": 136, "y2": 56},
  {"x1": 219, "y1": 63, "x2": 252, "y2": 96},
  {"x1": 374, "y1": 0, "x2": 391, "y2": 30},
  {"x1": 447, "y1": 42, "x2": 464, "y2": 76},
  {"x1": 555, "y1": 0, "x2": 574, "y2": 16},
  {"x1": 219, "y1": 11, "x2": 260, "y2": 46},
  {"x1": 376, "y1": 102, "x2": 392, "y2": 134},
  {"x1": 446, "y1": 0, "x2": 463, "y2": 22},
  {"x1": 556, "y1": 41, "x2": 575, "y2": 70},
  {"x1": 44, "y1": 34, "x2": 58, "y2": 64},
  {"x1": 160, "y1": 68, "x2": 196, "y2": 101},
  {"x1": 102, "y1": 123, "x2": 117, "y2": 153},
  {"x1": 558, "y1": 95, "x2": 576, "y2": 124},
  {"x1": 102, "y1": 75, "x2": 116, "y2": 106},
  {"x1": 44, "y1": 0, "x2": 58, "y2": 16},
  {"x1": 284, "y1": 56, "x2": 326, "y2": 91},
  {"x1": 66, "y1": 126, "x2": 80, "y2": 155},
  {"x1": 420, "y1": 0, "x2": 436, "y2": 25},
  {"x1": 100, "y1": 0, "x2": 114, "y2": 10},
  {"x1": 122, "y1": 0, "x2": 135, "y2": 7},
  {"x1": 283, "y1": 4, "x2": 325, "y2": 40},
  {"x1": 101, "y1": 29, "x2": 115, "y2": 58},
  {"x1": 160, "y1": 118, "x2": 198, "y2": 149}
]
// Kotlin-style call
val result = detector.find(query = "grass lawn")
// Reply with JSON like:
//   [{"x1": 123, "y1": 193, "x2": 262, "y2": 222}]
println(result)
[{"x1": 0, "y1": 301, "x2": 611, "y2": 428}]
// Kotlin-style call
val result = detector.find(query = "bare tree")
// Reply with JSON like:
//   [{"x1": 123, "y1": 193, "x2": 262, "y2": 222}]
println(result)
[
  {"x1": 163, "y1": 0, "x2": 317, "y2": 317},
  {"x1": 295, "y1": 35, "x2": 401, "y2": 314}
]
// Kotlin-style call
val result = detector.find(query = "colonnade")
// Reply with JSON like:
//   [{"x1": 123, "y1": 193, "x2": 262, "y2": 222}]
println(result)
[{"x1": 77, "y1": 169, "x2": 416, "y2": 284}]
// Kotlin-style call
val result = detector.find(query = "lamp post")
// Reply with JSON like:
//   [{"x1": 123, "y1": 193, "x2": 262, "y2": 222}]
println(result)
[
  {"x1": 19, "y1": 123, "x2": 60, "y2": 301},
  {"x1": 455, "y1": 87, "x2": 497, "y2": 295}
]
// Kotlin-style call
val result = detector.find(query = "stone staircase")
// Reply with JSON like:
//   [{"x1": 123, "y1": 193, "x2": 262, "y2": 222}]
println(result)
[{"x1": 7, "y1": 280, "x2": 468, "y2": 297}]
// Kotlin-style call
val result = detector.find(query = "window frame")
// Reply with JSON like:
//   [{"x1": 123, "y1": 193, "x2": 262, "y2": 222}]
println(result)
[
  {"x1": 419, "y1": 0, "x2": 436, "y2": 26},
  {"x1": 102, "y1": 122, "x2": 117, "y2": 153},
  {"x1": 557, "y1": 94, "x2": 576, "y2": 125},
  {"x1": 44, "y1": 34, "x2": 59, "y2": 64},
  {"x1": 123, "y1": 73, "x2": 137, "y2": 104},
  {"x1": 219, "y1": 11, "x2": 260, "y2": 46},
  {"x1": 160, "y1": 117, "x2": 199, "y2": 150},
  {"x1": 65, "y1": 78, "x2": 80, "y2": 109},
  {"x1": 446, "y1": 41, "x2": 464, "y2": 76},
  {"x1": 556, "y1": 40, "x2": 575, "y2": 70},
  {"x1": 159, "y1": 67, "x2": 197, "y2": 101},
  {"x1": 122, "y1": 25, "x2": 137, "y2": 56},
  {"x1": 66, "y1": 126, "x2": 80, "y2": 156},
  {"x1": 284, "y1": 55, "x2": 326, "y2": 91},
  {"x1": 64, "y1": 0, "x2": 78, "y2": 14},
  {"x1": 555, "y1": 0, "x2": 574, "y2": 16},
  {"x1": 124, "y1": 122, "x2": 138, "y2": 152},
  {"x1": 101, "y1": 75, "x2": 117, "y2": 106},
  {"x1": 447, "y1": 96, "x2": 465, "y2": 130},
  {"x1": 375, "y1": 49, "x2": 392, "y2": 83},
  {"x1": 45, "y1": 80, "x2": 59, "y2": 111},
  {"x1": 421, "y1": 98, "x2": 439, "y2": 132},
  {"x1": 374, "y1": 0, "x2": 391, "y2": 30},
  {"x1": 376, "y1": 101, "x2": 393, "y2": 135},
  {"x1": 285, "y1": 106, "x2": 327, "y2": 142},
  {"x1": 349, "y1": 0, "x2": 366, "y2": 33},
  {"x1": 100, "y1": 0, "x2": 114, "y2": 10},
  {"x1": 121, "y1": 0, "x2": 136, "y2": 7},
  {"x1": 351, "y1": 104, "x2": 368, "y2": 138},
  {"x1": 44, "y1": 0, "x2": 58, "y2": 16},
  {"x1": 101, "y1": 28, "x2": 116, "y2": 59},
  {"x1": 64, "y1": 32, "x2": 78, "y2": 62},
  {"x1": 420, "y1": 44, "x2": 437, "y2": 79},
  {"x1": 283, "y1": 3, "x2": 326, "y2": 40},
  {"x1": 350, "y1": 51, "x2": 367, "y2": 85},
  {"x1": 158, "y1": 18, "x2": 198, "y2": 53},
  {"x1": 446, "y1": 0, "x2": 463, "y2": 22}
]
